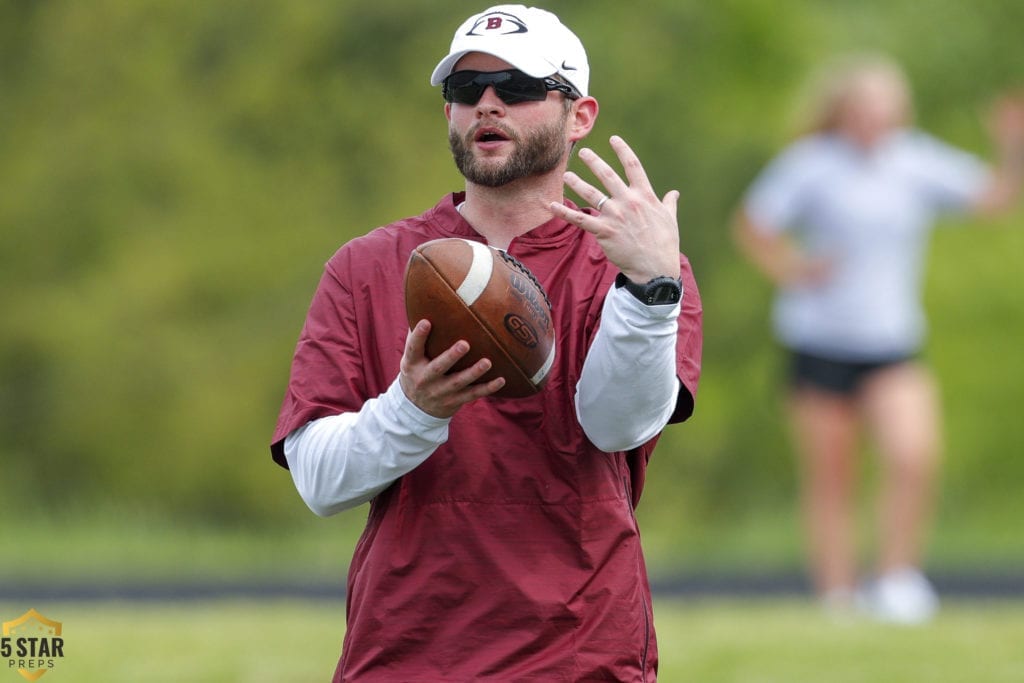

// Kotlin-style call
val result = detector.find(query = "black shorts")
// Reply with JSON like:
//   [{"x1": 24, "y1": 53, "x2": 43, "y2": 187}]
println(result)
[{"x1": 788, "y1": 350, "x2": 916, "y2": 396}]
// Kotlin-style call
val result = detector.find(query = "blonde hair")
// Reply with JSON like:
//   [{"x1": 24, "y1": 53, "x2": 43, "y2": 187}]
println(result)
[{"x1": 793, "y1": 53, "x2": 913, "y2": 136}]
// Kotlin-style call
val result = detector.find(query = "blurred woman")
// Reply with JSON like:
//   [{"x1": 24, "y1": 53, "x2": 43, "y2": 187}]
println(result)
[{"x1": 734, "y1": 54, "x2": 1024, "y2": 623}]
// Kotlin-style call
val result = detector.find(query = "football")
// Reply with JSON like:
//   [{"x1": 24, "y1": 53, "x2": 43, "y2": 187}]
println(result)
[{"x1": 404, "y1": 237, "x2": 556, "y2": 398}]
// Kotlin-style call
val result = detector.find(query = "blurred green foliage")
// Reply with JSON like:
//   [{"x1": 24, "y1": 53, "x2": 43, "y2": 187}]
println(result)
[{"x1": 2, "y1": 0, "x2": 1022, "y2": 566}]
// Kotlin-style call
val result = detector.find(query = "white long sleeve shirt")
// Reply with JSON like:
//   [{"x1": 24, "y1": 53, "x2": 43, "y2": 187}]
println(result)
[{"x1": 284, "y1": 282, "x2": 681, "y2": 517}]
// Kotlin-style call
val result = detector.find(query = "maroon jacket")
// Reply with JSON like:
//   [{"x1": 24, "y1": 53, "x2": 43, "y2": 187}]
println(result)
[{"x1": 272, "y1": 194, "x2": 703, "y2": 681}]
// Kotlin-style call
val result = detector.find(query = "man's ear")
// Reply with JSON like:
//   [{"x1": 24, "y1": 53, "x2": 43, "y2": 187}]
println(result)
[
  {"x1": 569, "y1": 96, "x2": 599, "y2": 143},
  {"x1": 444, "y1": 102, "x2": 453, "y2": 122}
]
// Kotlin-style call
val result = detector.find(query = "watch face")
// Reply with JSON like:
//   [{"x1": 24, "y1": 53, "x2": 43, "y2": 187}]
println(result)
[
  {"x1": 649, "y1": 285, "x2": 679, "y2": 304},
  {"x1": 646, "y1": 279, "x2": 681, "y2": 305}
]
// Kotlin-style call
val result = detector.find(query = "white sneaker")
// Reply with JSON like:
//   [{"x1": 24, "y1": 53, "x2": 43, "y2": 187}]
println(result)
[{"x1": 858, "y1": 568, "x2": 939, "y2": 625}]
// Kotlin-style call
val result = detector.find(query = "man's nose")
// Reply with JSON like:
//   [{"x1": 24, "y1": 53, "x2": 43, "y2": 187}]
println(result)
[{"x1": 475, "y1": 86, "x2": 506, "y2": 115}]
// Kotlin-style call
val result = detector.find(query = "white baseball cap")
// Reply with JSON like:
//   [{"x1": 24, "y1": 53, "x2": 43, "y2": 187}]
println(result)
[{"x1": 430, "y1": 5, "x2": 590, "y2": 97}]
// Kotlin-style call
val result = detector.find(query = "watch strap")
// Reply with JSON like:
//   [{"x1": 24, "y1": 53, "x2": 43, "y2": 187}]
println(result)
[{"x1": 615, "y1": 273, "x2": 683, "y2": 306}]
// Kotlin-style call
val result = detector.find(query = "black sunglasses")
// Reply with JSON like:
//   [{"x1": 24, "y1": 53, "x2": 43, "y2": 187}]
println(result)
[{"x1": 442, "y1": 69, "x2": 581, "y2": 105}]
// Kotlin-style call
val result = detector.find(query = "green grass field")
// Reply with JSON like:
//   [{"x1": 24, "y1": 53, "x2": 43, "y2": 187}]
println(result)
[{"x1": 3, "y1": 598, "x2": 1022, "y2": 682}]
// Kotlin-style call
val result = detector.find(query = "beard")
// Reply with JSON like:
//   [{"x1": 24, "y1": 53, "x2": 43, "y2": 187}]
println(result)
[{"x1": 449, "y1": 114, "x2": 570, "y2": 187}]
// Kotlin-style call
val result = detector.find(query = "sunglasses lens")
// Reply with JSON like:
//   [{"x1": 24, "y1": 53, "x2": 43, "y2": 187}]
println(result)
[
  {"x1": 444, "y1": 70, "x2": 551, "y2": 105},
  {"x1": 495, "y1": 74, "x2": 547, "y2": 104},
  {"x1": 443, "y1": 72, "x2": 481, "y2": 104},
  {"x1": 450, "y1": 85, "x2": 485, "y2": 104}
]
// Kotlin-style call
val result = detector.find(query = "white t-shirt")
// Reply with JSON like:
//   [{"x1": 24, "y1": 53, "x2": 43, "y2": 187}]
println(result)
[{"x1": 744, "y1": 129, "x2": 989, "y2": 359}]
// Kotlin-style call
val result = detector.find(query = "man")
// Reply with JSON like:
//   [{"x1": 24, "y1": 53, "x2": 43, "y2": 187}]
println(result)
[{"x1": 271, "y1": 5, "x2": 702, "y2": 680}]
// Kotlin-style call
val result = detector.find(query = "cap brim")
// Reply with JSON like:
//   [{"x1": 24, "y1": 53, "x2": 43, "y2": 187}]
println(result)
[{"x1": 430, "y1": 49, "x2": 556, "y2": 86}]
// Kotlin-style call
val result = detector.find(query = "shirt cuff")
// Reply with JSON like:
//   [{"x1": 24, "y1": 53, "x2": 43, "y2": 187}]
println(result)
[{"x1": 387, "y1": 377, "x2": 452, "y2": 438}]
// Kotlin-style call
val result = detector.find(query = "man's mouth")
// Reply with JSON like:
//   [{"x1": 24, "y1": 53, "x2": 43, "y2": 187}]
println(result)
[{"x1": 474, "y1": 126, "x2": 512, "y2": 144}]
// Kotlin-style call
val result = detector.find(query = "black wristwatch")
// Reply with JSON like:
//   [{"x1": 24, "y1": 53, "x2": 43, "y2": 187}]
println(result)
[{"x1": 615, "y1": 273, "x2": 683, "y2": 306}]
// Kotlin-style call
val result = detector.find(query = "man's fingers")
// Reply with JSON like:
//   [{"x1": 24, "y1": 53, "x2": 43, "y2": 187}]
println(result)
[
  {"x1": 402, "y1": 319, "x2": 432, "y2": 368},
  {"x1": 608, "y1": 135, "x2": 654, "y2": 191},
  {"x1": 446, "y1": 355, "x2": 491, "y2": 385},
  {"x1": 463, "y1": 375, "x2": 506, "y2": 399},
  {"x1": 567, "y1": 136, "x2": 659, "y2": 213},
  {"x1": 562, "y1": 171, "x2": 612, "y2": 212},
  {"x1": 577, "y1": 147, "x2": 630, "y2": 198},
  {"x1": 431, "y1": 338, "x2": 471, "y2": 376},
  {"x1": 548, "y1": 200, "x2": 602, "y2": 234},
  {"x1": 401, "y1": 332, "x2": 506, "y2": 417},
  {"x1": 426, "y1": 354, "x2": 506, "y2": 417},
  {"x1": 662, "y1": 189, "x2": 681, "y2": 219},
  {"x1": 420, "y1": 336, "x2": 502, "y2": 391},
  {"x1": 405, "y1": 320, "x2": 475, "y2": 376}
]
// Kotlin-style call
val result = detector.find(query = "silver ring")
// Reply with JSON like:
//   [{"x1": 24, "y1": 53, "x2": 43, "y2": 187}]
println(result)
[{"x1": 596, "y1": 195, "x2": 609, "y2": 211}]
